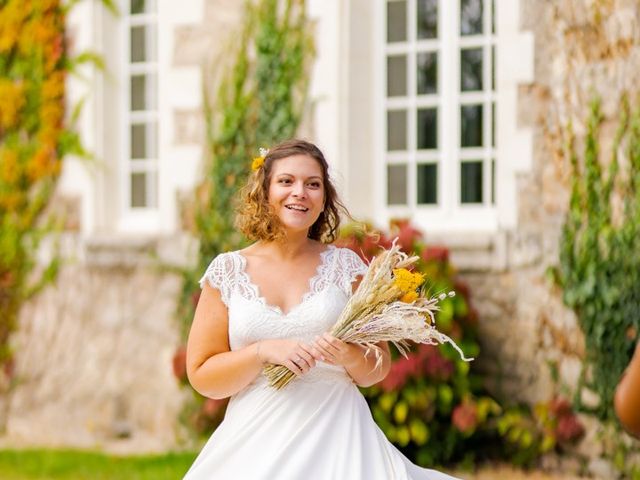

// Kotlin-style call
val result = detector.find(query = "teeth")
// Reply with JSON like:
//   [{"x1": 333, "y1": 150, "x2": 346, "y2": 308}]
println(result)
[{"x1": 286, "y1": 205, "x2": 308, "y2": 212}]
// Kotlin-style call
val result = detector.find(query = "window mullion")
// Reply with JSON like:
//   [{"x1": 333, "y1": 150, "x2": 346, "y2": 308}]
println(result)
[
  {"x1": 408, "y1": 0, "x2": 417, "y2": 209},
  {"x1": 124, "y1": 0, "x2": 158, "y2": 211},
  {"x1": 441, "y1": 0, "x2": 457, "y2": 214},
  {"x1": 483, "y1": 28, "x2": 492, "y2": 206}
]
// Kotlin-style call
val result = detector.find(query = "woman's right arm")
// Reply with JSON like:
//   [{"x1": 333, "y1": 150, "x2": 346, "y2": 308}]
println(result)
[
  {"x1": 186, "y1": 284, "x2": 317, "y2": 399},
  {"x1": 186, "y1": 284, "x2": 264, "y2": 399}
]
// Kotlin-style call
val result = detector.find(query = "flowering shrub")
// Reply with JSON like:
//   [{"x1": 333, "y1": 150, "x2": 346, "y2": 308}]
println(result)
[
  {"x1": 339, "y1": 220, "x2": 584, "y2": 467},
  {"x1": 496, "y1": 396, "x2": 585, "y2": 465}
]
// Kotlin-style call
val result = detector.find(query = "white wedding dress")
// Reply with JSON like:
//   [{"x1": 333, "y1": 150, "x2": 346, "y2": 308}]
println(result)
[{"x1": 184, "y1": 245, "x2": 461, "y2": 480}]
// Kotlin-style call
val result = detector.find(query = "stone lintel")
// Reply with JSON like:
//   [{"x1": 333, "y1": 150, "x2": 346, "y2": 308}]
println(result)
[{"x1": 84, "y1": 234, "x2": 197, "y2": 269}]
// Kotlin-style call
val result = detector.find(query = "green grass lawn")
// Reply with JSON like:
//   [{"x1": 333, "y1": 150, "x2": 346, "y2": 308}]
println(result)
[{"x1": 0, "y1": 449, "x2": 198, "y2": 480}]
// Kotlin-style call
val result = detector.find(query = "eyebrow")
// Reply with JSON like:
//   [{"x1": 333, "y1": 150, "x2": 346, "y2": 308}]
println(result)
[{"x1": 276, "y1": 173, "x2": 323, "y2": 181}]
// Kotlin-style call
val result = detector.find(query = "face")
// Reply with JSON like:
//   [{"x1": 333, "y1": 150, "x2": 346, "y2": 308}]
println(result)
[{"x1": 267, "y1": 154, "x2": 325, "y2": 235}]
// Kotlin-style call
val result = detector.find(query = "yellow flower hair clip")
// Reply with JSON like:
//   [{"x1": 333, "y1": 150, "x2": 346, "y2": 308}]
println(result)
[{"x1": 251, "y1": 147, "x2": 269, "y2": 171}]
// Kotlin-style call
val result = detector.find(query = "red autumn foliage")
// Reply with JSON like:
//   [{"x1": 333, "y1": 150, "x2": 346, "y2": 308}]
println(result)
[
  {"x1": 418, "y1": 344, "x2": 455, "y2": 380},
  {"x1": 544, "y1": 396, "x2": 584, "y2": 443},
  {"x1": 202, "y1": 397, "x2": 226, "y2": 418},
  {"x1": 2, "y1": 356, "x2": 14, "y2": 380},
  {"x1": 390, "y1": 219, "x2": 423, "y2": 254},
  {"x1": 380, "y1": 355, "x2": 421, "y2": 391},
  {"x1": 555, "y1": 413, "x2": 585, "y2": 443},
  {"x1": 421, "y1": 246, "x2": 450, "y2": 263},
  {"x1": 548, "y1": 396, "x2": 572, "y2": 417},
  {"x1": 379, "y1": 344, "x2": 455, "y2": 392},
  {"x1": 452, "y1": 400, "x2": 478, "y2": 433},
  {"x1": 172, "y1": 345, "x2": 187, "y2": 382},
  {"x1": 191, "y1": 290, "x2": 201, "y2": 309}
]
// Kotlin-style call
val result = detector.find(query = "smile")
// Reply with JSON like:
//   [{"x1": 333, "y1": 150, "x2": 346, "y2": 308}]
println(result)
[{"x1": 285, "y1": 204, "x2": 309, "y2": 212}]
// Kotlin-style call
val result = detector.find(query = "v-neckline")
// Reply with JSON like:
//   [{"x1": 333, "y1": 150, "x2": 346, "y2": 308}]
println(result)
[{"x1": 234, "y1": 245, "x2": 335, "y2": 316}]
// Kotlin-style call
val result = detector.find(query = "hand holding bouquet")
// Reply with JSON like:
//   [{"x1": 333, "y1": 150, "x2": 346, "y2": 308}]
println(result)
[{"x1": 264, "y1": 240, "x2": 473, "y2": 389}]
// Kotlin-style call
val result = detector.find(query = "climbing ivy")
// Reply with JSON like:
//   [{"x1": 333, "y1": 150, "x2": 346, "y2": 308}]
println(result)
[
  {"x1": 0, "y1": 0, "x2": 112, "y2": 391},
  {"x1": 173, "y1": 0, "x2": 314, "y2": 437},
  {"x1": 554, "y1": 96, "x2": 640, "y2": 422},
  {"x1": 175, "y1": 0, "x2": 313, "y2": 338}
]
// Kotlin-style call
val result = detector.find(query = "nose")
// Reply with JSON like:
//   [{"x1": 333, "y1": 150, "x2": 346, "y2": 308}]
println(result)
[{"x1": 292, "y1": 181, "x2": 306, "y2": 198}]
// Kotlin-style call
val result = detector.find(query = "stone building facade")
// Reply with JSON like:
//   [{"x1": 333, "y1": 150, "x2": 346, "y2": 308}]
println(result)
[{"x1": 4, "y1": 0, "x2": 639, "y2": 465}]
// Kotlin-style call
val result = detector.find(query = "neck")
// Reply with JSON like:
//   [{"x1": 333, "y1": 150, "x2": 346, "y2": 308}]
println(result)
[{"x1": 262, "y1": 230, "x2": 315, "y2": 259}]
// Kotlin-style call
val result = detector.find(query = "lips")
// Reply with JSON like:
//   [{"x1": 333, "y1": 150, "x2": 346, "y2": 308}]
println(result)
[{"x1": 285, "y1": 204, "x2": 309, "y2": 212}]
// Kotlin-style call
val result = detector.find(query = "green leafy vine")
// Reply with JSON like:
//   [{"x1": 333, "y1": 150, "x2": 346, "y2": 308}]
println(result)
[
  {"x1": 554, "y1": 96, "x2": 640, "y2": 422},
  {"x1": 173, "y1": 0, "x2": 314, "y2": 437}
]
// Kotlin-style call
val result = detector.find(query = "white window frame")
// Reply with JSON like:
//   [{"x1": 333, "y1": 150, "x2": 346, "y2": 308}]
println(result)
[
  {"x1": 118, "y1": 0, "x2": 160, "y2": 232},
  {"x1": 376, "y1": 0, "x2": 499, "y2": 232}
]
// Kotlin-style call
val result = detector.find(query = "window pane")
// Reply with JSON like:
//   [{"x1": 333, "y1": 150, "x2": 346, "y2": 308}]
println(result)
[
  {"x1": 461, "y1": 0, "x2": 483, "y2": 36},
  {"x1": 131, "y1": 0, "x2": 146, "y2": 14},
  {"x1": 492, "y1": 102, "x2": 496, "y2": 147},
  {"x1": 387, "y1": 110, "x2": 407, "y2": 151},
  {"x1": 387, "y1": 164, "x2": 407, "y2": 205},
  {"x1": 417, "y1": 108, "x2": 437, "y2": 149},
  {"x1": 131, "y1": 74, "x2": 156, "y2": 111},
  {"x1": 131, "y1": 26, "x2": 146, "y2": 63},
  {"x1": 417, "y1": 164, "x2": 437, "y2": 204},
  {"x1": 491, "y1": 158, "x2": 496, "y2": 204},
  {"x1": 417, "y1": 0, "x2": 438, "y2": 39},
  {"x1": 387, "y1": 55, "x2": 407, "y2": 97},
  {"x1": 461, "y1": 48, "x2": 483, "y2": 91},
  {"x1": 492, "y1": 0, "x2": 496, "y2": 34},
  {"x1": 461, "y1": 161, "x2": 483, "y2": 203},
  {"x1": 387, "y1": 1, "x2": 407, "y2": 43},
  {"x1": 130, "y1": 75, "x2": 148, "y2": 111},
  {"x1": 131, "y1": 172, "x2": 147, "y2": 208},
  {"x1": 131, "y1": 122, "x2": 157, "y2": 159},
  {"x1": 461, "y1": 105, "x2": 483, "y2": 147},
  {"x1": 417, "y1": 52, "x2": 437, "y2": 94},
  {"x1": 492, "y1": 45, "x2": 496, "y2": 91}
]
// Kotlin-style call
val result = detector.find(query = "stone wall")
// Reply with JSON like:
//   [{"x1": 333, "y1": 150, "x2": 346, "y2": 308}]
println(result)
[
  {"x1": 460, "y1": 0, "x2": 640, "y2": 405},
  {"x1": 4, "y1": 236, "x2": 190, "y2": 452},
  {"x1": 457, "y1": 0, "x2": 640, "y2": 473}
]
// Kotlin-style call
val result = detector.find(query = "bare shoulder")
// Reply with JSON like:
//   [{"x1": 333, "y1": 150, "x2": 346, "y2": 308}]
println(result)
[{"x1": 237, "y1": 242, "x2": 263, "y2": 258}]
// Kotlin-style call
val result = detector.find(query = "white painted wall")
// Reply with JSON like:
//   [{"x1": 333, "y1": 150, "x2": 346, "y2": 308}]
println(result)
[
  {"x1": 306, "y1": 0, "x2": 348, "y2": 194},
  {"x1": 63, "y1": 0, "x2": 205, "y2": 237},
  {"x1": 61, "y1": 0, "x2": 101, "y2": 235},
  {"x1": 62, "y1": 0, "x2": 533, "y2": 239},
  {"x1": 156, "y1": 0, "x2": 205, "y2": 234},
  {"x1": 495, "y1": 0, "x2": 534, "y2": 230}
]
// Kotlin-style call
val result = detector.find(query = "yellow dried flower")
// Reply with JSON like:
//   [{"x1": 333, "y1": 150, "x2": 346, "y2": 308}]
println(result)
[
  {"x1": 251, "y1": 156, "x2": 265, "y2": 171},
  {"x1": 400, "y1": 291, "x2": 418, "y2": 303},
  {"x1": 392, "y1": 268, "x2": 424, "y2": 293}
]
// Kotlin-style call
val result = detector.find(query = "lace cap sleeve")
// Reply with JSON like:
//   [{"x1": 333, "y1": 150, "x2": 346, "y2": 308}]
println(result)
[
  {"x1": 199, "y1": 252, "x2": 236, "y2": 306},
  {"x1": 335, "y1": 247, "x2": 369, "y2": 296}
]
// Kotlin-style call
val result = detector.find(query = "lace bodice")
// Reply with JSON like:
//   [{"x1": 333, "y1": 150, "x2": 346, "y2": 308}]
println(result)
[{"x1": 199, "y1": 246, "x2": 368, "y2": 350}]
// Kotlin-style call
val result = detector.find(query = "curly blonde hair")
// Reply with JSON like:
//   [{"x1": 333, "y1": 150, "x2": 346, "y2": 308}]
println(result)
[{"x1": 235, "y1": 139, "x2": 348, "y2": 243}]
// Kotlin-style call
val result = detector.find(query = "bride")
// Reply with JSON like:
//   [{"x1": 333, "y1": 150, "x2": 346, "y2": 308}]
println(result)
[{"x1": 184, "y1": 139, "x2": 461, "y2": 479}]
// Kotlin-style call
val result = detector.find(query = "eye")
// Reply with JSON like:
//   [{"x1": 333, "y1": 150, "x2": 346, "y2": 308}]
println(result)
[
  {"x1": 307, "y1": 181, "x2": 322, "y2": 188},
  {"x1": 278, "y1": 178, "x2": 292, "y2": 184}
]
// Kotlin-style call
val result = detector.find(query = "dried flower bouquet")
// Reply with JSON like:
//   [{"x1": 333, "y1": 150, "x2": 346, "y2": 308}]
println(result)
[{"x1": 263, "y1": 240, "x2": 473, "y2": 389}]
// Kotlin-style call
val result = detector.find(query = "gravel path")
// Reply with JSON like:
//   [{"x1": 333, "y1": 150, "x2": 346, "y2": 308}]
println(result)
[{"x1": 448, "y1": 465, "x2": 589, "y2": 480}]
